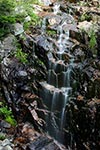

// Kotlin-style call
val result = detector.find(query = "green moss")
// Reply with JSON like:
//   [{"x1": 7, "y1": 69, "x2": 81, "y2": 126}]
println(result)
[
  {"x1": 0, "y1": 0, "x2": 41, "y2": 38},
  {"x1": 88, "y1": 28, "x2": 97, "y2": 50},
  {"x1": 15, "y1": 48, "x2": 28, "y2": 64},
  {"x1": 0, "y1": 133, "x2": 6, "y2": 140},
  {"x1": 80, "y1": 13, "x2": 92, "y2": 21},
  {"x1": 46, "y1": 29, "x2": 57, "y2": 36},
  {"x1": 0, "y1": 0, "x2": 16, "y2": 38},
  {"x1": 0, "y1": 106, "x2": 17, "y2": 126}
]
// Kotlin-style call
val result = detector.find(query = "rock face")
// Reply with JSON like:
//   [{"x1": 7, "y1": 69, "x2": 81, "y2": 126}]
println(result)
[
  {"x1": 27, "y1": 136, "x2": 63, "y2": 150},
  {"x1": 0, "y1": 0, "x2": 100, "y2": 150},
  {"x1": 0, "y1": 139, "x2": 13, "y2": 150}
]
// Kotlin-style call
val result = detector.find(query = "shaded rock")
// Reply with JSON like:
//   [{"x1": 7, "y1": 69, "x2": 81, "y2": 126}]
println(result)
[
  {"x1": 13, "y1": 23, "x2": 24, "y2": 36},
  {"x1": 0, "y1": 120, "x2": 11, "y2": 129},
  {"x1": 73, "y1": 47, "x2": 86, "y2": 62},
  {"x1": 2, "y1": 145, "x2": 13, "y2": 150},
  {"x1": 0, "y1": 35, "x2": 16, "y2": 59},
  {"x1": 0, "y1": 139, "x2": 13, "y2": 150},
  {"x1": 16, "y1": 70, "x2": 28, "y2": 77},
  {"x1": 36, "y1": 35, "x2": 53, "y2": 52},
  {"x1": 27, "y1": 135, "x2": 66, "y2": 150},
  {"x1": 2, "y1": 139, "x2": 11, "y2": 147},
  {"x1": 13, "y1": 123, "x2": 64, "y2": 150},
  {"x1": 77, "y1": 21, "x2": 95, "y2": 32}
]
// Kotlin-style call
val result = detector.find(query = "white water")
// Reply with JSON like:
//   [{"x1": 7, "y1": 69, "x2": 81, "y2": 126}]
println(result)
[
  {"x1": 53, "y1": 3, "x2": 60, "y2": 15},
  {"x1": 40, "y1": 3, "x2": 75, "y2": 144},
  {"x1": 57, "y1": 22, "x2": 70, "y2": 56}
]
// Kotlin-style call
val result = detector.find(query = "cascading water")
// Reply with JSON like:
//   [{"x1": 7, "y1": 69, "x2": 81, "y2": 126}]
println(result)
[
  {"x1": 53, "y1": 3, "x2": 60, "y2": 15},
  {"x1": 39, "y1": 2, "x2": 75, "y2": 145}
]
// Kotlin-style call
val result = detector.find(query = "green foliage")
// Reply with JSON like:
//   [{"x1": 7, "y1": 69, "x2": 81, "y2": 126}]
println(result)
[
  {"x1": 77, "y1": 1, "x2": 89, "y2": 6},
  {"x1": 15, "y1": 13, "x2": 26, "y2": 23},
  {"x1": 0, "y1": 0, "x2": 40, "y2": 38},
  {"x1": 46, "y1": 29, "x2": 57, "y2": 36},
  {"x1": 15, "y1": 1, "x2": 41, "y2": 31},
  {"x1": 80, "y1": 13, "x2": 91, "y2": 21},
  {"x1": 88, "y1": 28, "x2": 97, "y2": 50},
  {"x1": 0, "y1": 0, "x2": 16, "y2": 15},
  {"x1": 18, "y1": 0, "x2": 40, "y2": 5},
  {"x1": 0, "y1": 106, "x2": 17, "y2": 126},
  {"x1": 15, "y1": 48, "x2": 28, "y2": 64},
  {"x1": 0, "y1": 0, "x2": 16, "y2": 38},
  {"x1": 37, "y1": 59, "x2": 45, "y2": 66},
  {"x1": 0, "y1": 133, "x2": 6, "y2": 140}
]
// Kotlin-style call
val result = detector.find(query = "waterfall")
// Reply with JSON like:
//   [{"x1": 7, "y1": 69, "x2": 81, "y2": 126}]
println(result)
[
  {"x1": 53, "y1": 3, "x2": 60, "y2": 15},
  {"x1": 39, "y1": 2, "x2": 75, "y2": 145}
]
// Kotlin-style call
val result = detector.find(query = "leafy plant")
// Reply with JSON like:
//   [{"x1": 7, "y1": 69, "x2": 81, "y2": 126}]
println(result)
[
  {"x1": 0, "y1": 0, "x2": 16, "y2": 15},
  {"x1": 46, "y1": 29, "x2": 57, "y2": 37},
  {"x1": 88, "y1": 28, "x2": 97, "y2": 50},
  {"x1": 0, "y1": 0, "x2": 16, "y2": 38},
  {"x1": 15, "y1": 1, "x2": 41, "y2": 30},
  {"x1": 15, "y1": 48, "x2": 28, "y2": 64},
  {"x1": 80, "y1": 13, "x2": 91, "y2": 21},
  {"x1": 0, "y1": 133, "x2": 6, "y2": 140},
  {"x1": 0, "y1": 0, "x2": 41, "y2": 38},
  {"x1": 0, "y1": 106, "x2": 17, "y2": 126}
]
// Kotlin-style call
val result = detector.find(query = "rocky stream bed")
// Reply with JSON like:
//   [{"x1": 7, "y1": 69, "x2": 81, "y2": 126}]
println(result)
[{"x1": 0, "y1": 0, "x2": 100, "y2": 149}]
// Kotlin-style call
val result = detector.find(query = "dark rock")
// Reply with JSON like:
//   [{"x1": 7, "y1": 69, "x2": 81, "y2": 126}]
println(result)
[
  {"x1": 27, "y1": 136, "x2": 65, "y2": 150},
  {"x1": 27, "y1": 136, "x2": 53, "y2": 149},
  {"x1": 0, "y1": 120, "x2": 11, "y2": 129},
  {"x1": 36, "y1": 35, "x2": 53, "y2": 52}
]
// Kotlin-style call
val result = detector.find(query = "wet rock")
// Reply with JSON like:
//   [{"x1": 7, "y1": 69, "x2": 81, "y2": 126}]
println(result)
[
  {"x1": 2, "y1": 139, "x2": 11, "y2": 147},
  {"x1": 47, "y1": 13, "x2": 77, "y2": 32},
  {"x1": 0, "y1": 139, "x2": 13, "y2": 150},
  {"x1": 36, "y1": 35, "x2": 53, "y2": 52},
  {"x1": 48, "y1": 16, "x2": 61, "y2": 26},
  {"x1": 1, "y1": 145, "x2": 13, "y2": 150},
  {"x1": 49, "y1": 59, "x2": 68, "y2": 73},
  {"x1": 27, "y1": 136, "x2": 65, "y2": 150},
  {"x1": 48, "y1": 70, "x2": 57, "y2": 86},
  {"x1": 13, "y1": 123, "x2": 59, "y2": 150}
]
